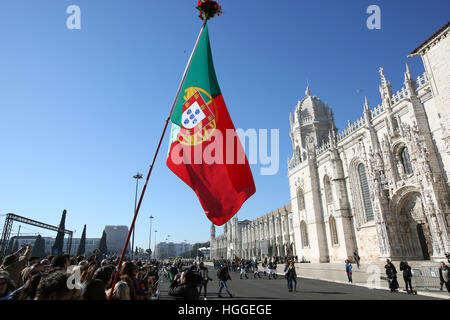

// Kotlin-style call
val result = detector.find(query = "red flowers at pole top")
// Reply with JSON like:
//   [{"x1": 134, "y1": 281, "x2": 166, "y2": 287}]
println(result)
[{"x1": 196, "y1": 0, "x2": 223, "y2": 21}]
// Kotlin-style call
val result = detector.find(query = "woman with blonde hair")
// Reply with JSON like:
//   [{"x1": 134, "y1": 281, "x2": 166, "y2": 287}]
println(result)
[{"x1": 106, "y1": 280, "x2": 131, "y2": 300}]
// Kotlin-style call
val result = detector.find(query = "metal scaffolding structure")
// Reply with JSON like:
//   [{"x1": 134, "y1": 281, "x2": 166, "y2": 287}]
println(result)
[{"x1": 0, "y1": 213, "x2": 73, "y2": 258}]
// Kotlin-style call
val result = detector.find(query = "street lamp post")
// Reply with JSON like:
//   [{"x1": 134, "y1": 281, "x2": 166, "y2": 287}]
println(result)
[
  {"x1": 132, "y1": 172, "x2": 143, "y2": 259},
  {"x1": 154, "y1": 230, "x2": 157, "y2": 259},
  {"x1": 149, "y1": 216, "x2": 154, "y2": 259}
]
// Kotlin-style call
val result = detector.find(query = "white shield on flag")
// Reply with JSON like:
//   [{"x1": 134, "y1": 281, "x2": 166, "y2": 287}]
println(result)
[{"x1": 181, "y1": 101, "x2": 206, "y2": 129}]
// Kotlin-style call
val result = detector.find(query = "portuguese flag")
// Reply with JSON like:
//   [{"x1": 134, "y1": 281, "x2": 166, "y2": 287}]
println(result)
[{"x1": 167, "y1": 24, "x2": 255, "y2": 226}]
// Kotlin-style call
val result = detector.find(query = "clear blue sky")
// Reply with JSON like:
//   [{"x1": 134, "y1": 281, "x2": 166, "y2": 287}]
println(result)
[{"x1": 0, "y1": 1, "x2": 448, "y2": 251}]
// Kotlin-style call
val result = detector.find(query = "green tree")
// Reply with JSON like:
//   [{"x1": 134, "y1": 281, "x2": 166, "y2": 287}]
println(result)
[
  {"x1": 77, "y1": 225, "x2": 86, "y2": 256},
  {"x1": 99, "y1": 230, "x2": 107, "y2": 258},
  {"x1": 32, "y1": 235, "x2": 46, "y2": 258},
  {"x1": 52, "y1": 209, "x2": 67, "y2": 255}
]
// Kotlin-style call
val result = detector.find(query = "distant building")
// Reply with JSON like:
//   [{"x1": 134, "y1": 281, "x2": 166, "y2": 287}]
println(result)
[
  {"x1": 211, "y1": 206, "x2": 295, "y2": 261},
  {"x1": 154, "y1": 242, "x2": 192, "y2": 259},
  {"x1": 104, "y1": 225, "x2": 130, "y2": 254},
  {"x1": 198, "y1": 247, "x2": 211, "y2": 260}
]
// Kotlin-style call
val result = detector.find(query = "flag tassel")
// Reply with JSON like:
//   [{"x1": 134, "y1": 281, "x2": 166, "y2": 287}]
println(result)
[{"x1": 108, "y1": 22, "x2": 207, "y2": 300}]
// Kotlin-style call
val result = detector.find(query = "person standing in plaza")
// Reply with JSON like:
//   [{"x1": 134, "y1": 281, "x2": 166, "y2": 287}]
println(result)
[
  {"x1": 284, "y1": 261, "x2": 297, "y2": 292},
  {"x1": 353, "y1": 251, "x2": 361, "y2": 269},
  {"x1": 345, "y1": 260, "x2": 353, "y2": 283},
  {"x1": 400, "y1": 261, "x2": 414, "y2": 294},
  {"x1": 217, "y1": 264, "x2": 233, "y2": 298},
  {"x1": 385, "y1": 259, "x2": 399, "y2": 293},
  {"x1": 198, "y1": 262, "x2": 212, "y2": 300},
  {"x1": 438, "y1": 261, "x2": 450, "y2": 295}
]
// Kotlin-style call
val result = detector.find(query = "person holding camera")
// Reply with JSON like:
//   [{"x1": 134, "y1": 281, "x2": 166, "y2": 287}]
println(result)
[{"x1": 169, "y1": 270, "x2": 200, "y2": 300}]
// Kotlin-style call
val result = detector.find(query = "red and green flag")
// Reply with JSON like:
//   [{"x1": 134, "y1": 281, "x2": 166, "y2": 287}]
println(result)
[{"x1": 167, "y1": 24, "x2": 255, "y2": 226}]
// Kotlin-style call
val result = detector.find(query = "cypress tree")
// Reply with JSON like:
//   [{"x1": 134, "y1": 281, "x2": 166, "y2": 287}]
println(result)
[
  {"x1": 32, "y1": 235, "x2": 46, "y2": 258},
  {"x1": 77, "y1": 224, "x2": 86, "y2": 256},
  {"x1": 52, "y1": 209, "x2": 67, "y2": 255},
  {"x1": 6, "y1": 236, "x2": 15, "y2": 255},
  {"x1": 99, "y1": 230, "x2": 107, "y2": 258}
]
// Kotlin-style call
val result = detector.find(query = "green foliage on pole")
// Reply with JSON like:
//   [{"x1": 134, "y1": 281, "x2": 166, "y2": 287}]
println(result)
[
  {"x1": 77, "y1": 225, "x2": 86, "y2": 256},
  {"x1": 52, "y1": 209, "x2": 67, "y2": 255},
  {"x1": 32, "y1": 235, "x2": 46, "y2": 258},
  {"x1": 99, "y1": 230, "x2": 107, "y2": 258}
]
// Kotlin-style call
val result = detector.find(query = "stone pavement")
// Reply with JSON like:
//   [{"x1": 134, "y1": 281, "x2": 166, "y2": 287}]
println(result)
[
  {"x1": 205, "y1": 261, "x2": 449, "y2": 299},
  {"x1": 271, "y1": 260, "x2": 449, "y2": 300},
  {"x1": 160, "y1": 265, "x2": 441, "y2": 300}
]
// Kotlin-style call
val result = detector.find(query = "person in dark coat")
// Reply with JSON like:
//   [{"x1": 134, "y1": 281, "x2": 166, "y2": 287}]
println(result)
[
  {"x1": 217, "y1": 264, "x2": 232, "y2": 298},
  {"x1": 385, "y1": 259, "x2": 399, "y2": 293},
  {"x1": 198, "y1": 262, "x2": 212, "y2": 299},
  {"x1": 438, "y1": 262, "x2": 450, "y2": 294},
  {"x1": 353, "y1": 251, "x2": 361, "y2": 269},
  {"x1": 284, "y1": 262, "x2": 297, "y2": 292},
  {"x1": 399, "y1": 261, "x2": 414, "y2": 294},
  {"x1": 168, "y1": 270, "x2": 199, "y2": 300}
]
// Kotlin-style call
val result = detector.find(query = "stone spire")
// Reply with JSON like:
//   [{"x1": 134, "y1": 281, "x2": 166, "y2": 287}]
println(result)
[
  {"x1": 379, "y1": 67, "x2": 388, "y2": 88},
  {"x1": 378, "y1": 67, "x2": 393, "y2": 108},
  {"x1": 210, "y1": 223, "x2": 216, "y2": 240},
  {"x1": 363, "y1": 96, "x2": 373, "y2": 125},
  {"x1": 404, "y1": 63, "x2": 413, "y2": 80},
  {"x1": 404, "y1": 63, "x2": 417, "y2": 96}
]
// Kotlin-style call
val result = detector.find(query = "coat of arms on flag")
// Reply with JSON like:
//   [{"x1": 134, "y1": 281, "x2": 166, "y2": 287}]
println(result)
[{"x1": 178, "y1": 89, "x2": 216, "y2": 146}]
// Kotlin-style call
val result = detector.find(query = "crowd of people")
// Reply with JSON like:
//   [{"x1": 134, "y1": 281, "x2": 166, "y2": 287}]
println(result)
[
  {"x1": 1, "y1": 244, "x2": 449, "y2": 300},
  {"x1": 0, "y1": 244, "x2": 165, "y2": 300}
]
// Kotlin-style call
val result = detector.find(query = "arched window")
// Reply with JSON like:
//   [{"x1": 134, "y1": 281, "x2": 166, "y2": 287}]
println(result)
[
  {"x1": 297, "y1": 188, "x2": 305, "y2": 211},
  {"x1": 329, "y1": 216, "x2": 339, "y2": 245},
  {"x1": 300, "y1": 221, "x2": 309, "y2": 248},
  {"x1": 358, "y1": 163, "x2": 374, "y2": 222},
  {"x1": 401, "y1": 147, "x2": 413, "y2": 175},
  {"x1": 324, "y1": 175, "x2": 333, "y2": 205}
]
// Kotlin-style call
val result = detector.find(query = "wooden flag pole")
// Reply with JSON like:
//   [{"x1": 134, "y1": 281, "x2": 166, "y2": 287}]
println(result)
[{"x1": 108, "y1": 21, "x2": 207, "y2": 300}]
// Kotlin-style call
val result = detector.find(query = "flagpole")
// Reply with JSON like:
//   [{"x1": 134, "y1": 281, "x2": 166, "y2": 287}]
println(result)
[{"x1": 108, "y1": 21, "x2": 207, "y2": 300}]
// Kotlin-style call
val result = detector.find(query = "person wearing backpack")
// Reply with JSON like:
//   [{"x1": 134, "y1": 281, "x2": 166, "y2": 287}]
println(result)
[
  {"x1": 217, "y1": 264, "x2": 232, "y2": 298},
  {"x1": 399, "y1": 261, "x2": 414, "y2": 294}
]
